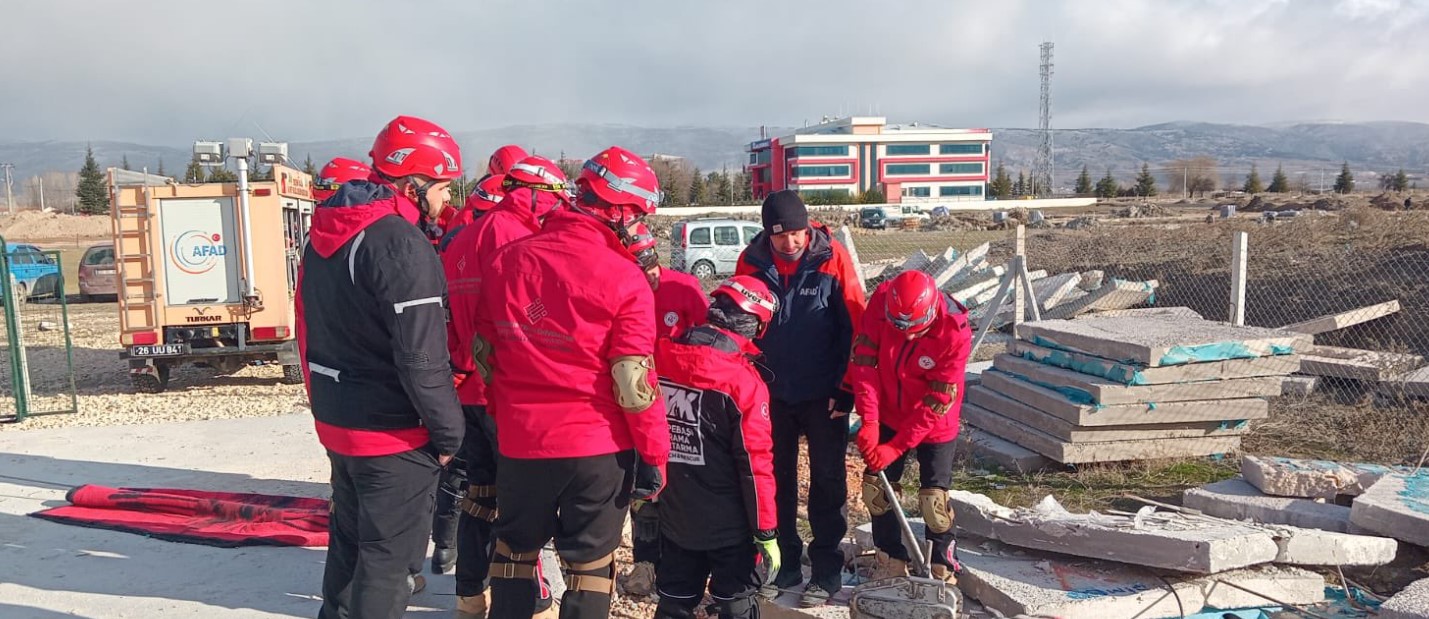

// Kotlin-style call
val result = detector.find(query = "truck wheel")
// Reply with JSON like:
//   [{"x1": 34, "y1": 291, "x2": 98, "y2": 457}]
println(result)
[
  {"x1": 281, "y1": 364, "x2": 304, "y2": 385},
  {"x1": 691, "y1": 260, "x2": 716, "y2": 279},
  {"x1": 131, "y1": 365, "x2": 172, "y2": 394}
]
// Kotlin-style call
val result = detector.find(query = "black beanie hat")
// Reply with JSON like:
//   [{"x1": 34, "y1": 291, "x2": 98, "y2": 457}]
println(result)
[{"x1": 761, "y1": 190, "x2": 809, "y2": 235}]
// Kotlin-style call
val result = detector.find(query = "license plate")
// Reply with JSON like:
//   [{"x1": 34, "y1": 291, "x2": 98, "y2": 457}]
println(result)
[
  {"x1": 97, "y1": 269, "x2": 116, "y2": 276},
  {"x1": 130, "y1": 344, "x2": 188, "y2": 357}
]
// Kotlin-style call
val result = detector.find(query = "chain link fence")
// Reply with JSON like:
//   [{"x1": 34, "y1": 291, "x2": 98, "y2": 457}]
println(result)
[{"x1": 0, "y1": 244, "x2": 79, "y2": 422}]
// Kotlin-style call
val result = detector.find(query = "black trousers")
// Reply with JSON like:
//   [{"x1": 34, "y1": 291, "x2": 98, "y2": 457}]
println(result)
[
  {"x1": 455, "y1": 405, "x2": 501, "y2": 597},
  {"x1": 319, "y1": 446, "x2": 441, "y2": 619},
  {"x1": 654, "y1": 537, "x2": 760, "y2": 619},
  {"x1": 770, "y1": 397, "x2": 848, "y2": 592},
  {"x1": 489, "y1": 451, "x2": 635, "y2": 619},
  {"x1": 868, "y1": 424, "x2": 957, "y2": 568},
  {"x1": 432, "y1": 459, "x2": 464, "y2": 550}
]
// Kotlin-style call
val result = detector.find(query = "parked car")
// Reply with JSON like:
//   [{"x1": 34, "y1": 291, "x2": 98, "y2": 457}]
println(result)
[
  {"x1": 78, "y1": 243, "x2": 118, "y2": 302},
  {"x1": 669, "y1": 217, "x2": 764, "y2": 279},
  {"x1": 859, "y1": 206, "x2": 888, "y2": 229},
  {"x1": 4, "y1": 243, "x2": 60, "y2": 301}
]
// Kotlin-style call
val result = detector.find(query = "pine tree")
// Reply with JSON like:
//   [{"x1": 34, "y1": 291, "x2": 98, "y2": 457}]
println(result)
[
  {"x1": 156, "y1": 157, "x2": 166, "y2": 177},
  {"x1": 1014, "y1": 171, "x2": 1027, "y2": 196},
  {"x1": 688, "y1": 167, "x2": 705, "y2": 205},
  {"x1": 248, "y1": 158, "x2": 273, "y2": 182},
  {"x1": 1135, "y1": 163, "x2": 1158, "y2": 196},
  {"x1": 185, "y1": 156, "x2": 206, "y2": 183},
  {"x1": 990, "y1": 163, "x2": 1013, "y2": 199},
  {"x1": 121, "y1": 154, "x2": 131, "y2": 171},
  {"x1": 75, "y1": 145, "x2": 109, "y2": 214},
  {"x1": 1267, "y1": 164, "x2": 1289, "y2": 193},
  {"x1": 1242, "y1": 164, "x2": 1264, "y2": 194},
  {"x1": 302, "y1": 155, "x2": 318, "y2": 177},
  {"x1": 1074, "y1": 165, "x2": 1093, "y2": 195},
  {"x1": 1393, "y1": 169, "x2": 1410, "y2": 192},
  {"x1": 707, "y1": 171, "x2": 731, "y2": 205},
  {"x1": 1095, "y1": 168, "x2": 1119, "y2": 199},
  {"x1": 1333, "y1": 162, "x2": 1354, "y2": 194},
  {"x1": 208, "y1": 165, "x2": 238, "y2": 183}
]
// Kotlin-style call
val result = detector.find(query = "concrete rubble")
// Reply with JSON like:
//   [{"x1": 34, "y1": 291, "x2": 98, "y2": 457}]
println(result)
[
  {"x1": 1242, "y1": 455, "x2": 1406, "y2": 499},
  {"x1": 1378, "y1": 577, "x2": 1429, "y2": 619},
  {"x1": 1298, "y1": 345, "x2": 1424, "y2": 383},
  {"x1": 1349, "y1": 472, "x2": 1429, "y2": 547},
  {"x1": 1183, "y1": 478, "x2": 1354, "y2": 533}
]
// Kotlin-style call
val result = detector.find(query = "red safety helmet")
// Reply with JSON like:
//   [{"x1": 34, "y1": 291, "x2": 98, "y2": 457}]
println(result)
[
  {"x1": 885, "y1": 270, "x2": 941, "y2": 334},
  {"x1": 711, "y1": 275, "x2": 779, "y2": 338},
  {"x1": 625, "y1": 221, "x2": 659, "y2": 270},
  {"x1": 369, "y1": 115, "x2": 463, "y2": 181},
  {"x1": 314, "y1": 157, "x2": 372, "y2": 202},
  {"x1": 575, "y1": 146, "x2": 662, "y2": 228},
  {"x1": 503, "y1": 155, "x2": 568, "y2": 193},
  {"x1": 463, "y1": 174, "x2": 506, "y2": 212},
  {"x1": 488, "y1": 144, "x2": 528, "y2": 176}
]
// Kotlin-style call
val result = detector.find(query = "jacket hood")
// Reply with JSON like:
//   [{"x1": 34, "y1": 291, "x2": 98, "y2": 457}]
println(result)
[
  {"x1": 309, "y1": 179, "x2": 420, "y2": 258},
  {"x1": 663, "y1": 325, "x2": 761, "y2": 387},
  {"x1": 742, "y1": 221, "x2": 834, "y2": 272}
]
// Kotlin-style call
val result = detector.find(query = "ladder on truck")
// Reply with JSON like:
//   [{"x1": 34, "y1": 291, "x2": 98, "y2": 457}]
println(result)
[{"x1": 109, "y1": 169, "x2": 165, "y2": 340}]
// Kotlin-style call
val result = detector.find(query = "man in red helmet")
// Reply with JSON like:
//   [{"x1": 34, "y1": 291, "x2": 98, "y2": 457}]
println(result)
[
  {"x1": 488, "y1": 144, "x2": 529, "y2": 177},
  {"x1": 851, "y1": 270, "x2": 971, "y2": 585},
  {"x1": 618, "y1": 221, "x2": 708, "y2": 597},
  {"x1": 313, "y1": 157, "x2": 372, "y2": 203},
  {"x1": 443, "y1": 155, "x2": 571, "y2": 619},
  {"x1": 474, "y1": 146, "x2": 670, "y2": 619},
  {"x1": 651, "y1": 275, "x2": 780, "y2": 619},
  {"x1": 296, "y1": 115, "x2": 466, "y2": 619},
  {"x1": 438, "y1": 145, "x2": 527, "y2": 250},
  {"x1": 735, "y1": 190, "x2": 865, "y2": 607}
]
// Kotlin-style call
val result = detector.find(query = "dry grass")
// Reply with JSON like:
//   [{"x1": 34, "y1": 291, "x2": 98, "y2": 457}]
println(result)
[
  {"x1": 951, "y1": 456, "x2": 1239, "y2": 513},
  {"x1": 1243, "y1": 390, "x2": 1429, "y2": 465}
]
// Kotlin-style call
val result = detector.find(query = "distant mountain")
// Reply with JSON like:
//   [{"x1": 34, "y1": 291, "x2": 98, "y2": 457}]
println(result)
[{"x1": 4, "y1": 121, "x2": 1428, "y2": 190}]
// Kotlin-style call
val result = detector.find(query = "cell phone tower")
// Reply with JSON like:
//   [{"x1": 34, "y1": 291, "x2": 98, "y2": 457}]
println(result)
[{"x1": 1033, "y1": 41, "x2": 1054, "y2": 198}]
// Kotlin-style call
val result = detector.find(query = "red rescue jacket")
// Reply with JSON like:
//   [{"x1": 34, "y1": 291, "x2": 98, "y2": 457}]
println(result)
[
  {"x1": 655, "y1": 325, "x2": 777, "y2": 550},
  {"x1": 442, "y1": 192, "x2": 544, "y2": 406},
  {"x1": 654, "y1": 268, "x2": 709, "y2": 340},
  {"x1": 850, "y1": 282, "x2": 972, "y2": 451},
  {"x1": 475, "y1": 209, "x2": 670, "y2": 464}
]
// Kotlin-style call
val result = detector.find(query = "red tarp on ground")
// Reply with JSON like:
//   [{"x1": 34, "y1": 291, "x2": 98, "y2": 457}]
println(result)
[{"x1": 31, "y1": 484, "x2": 329, "y2": 548}]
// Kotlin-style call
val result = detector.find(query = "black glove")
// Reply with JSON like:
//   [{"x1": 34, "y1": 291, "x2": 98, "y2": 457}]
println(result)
[
  {"x1": 631, "y1": 459, "x2": 665, "y2": 501},
  {"x1": 632, "y1": 500, "x2": 660, "y2": 543},
  {"x1": 829, "y1": 388, "x2": 855, "y2": 416}
]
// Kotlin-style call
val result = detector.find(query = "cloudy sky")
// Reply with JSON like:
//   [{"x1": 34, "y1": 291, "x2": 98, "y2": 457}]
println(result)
[{"x1": 2, "y1": 0, "x2": 1426, "y2": 144}]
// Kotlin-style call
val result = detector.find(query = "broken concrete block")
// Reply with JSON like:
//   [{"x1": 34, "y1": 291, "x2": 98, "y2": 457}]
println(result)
[
  {"x1": 991, "y1": 354, "x2": 1284, "y2": 405},
  {"x1": 1011, "y1": 341, "x2": 1300, "y2": 385},
  {"x1": 1090, "y1": 306, "x2": 1204, "y2": 320},
  {"x1": 1187, "y1": 566, "x2": 1325, "y2": 611},
  {"x1": 978, "y1": 370, "x2": 1271, "y2": 426},
  {"x1": 947, "y1": 267, "x2": 1005, "y2": 306},
  {"x1": 1032, "y1": 272, "x2": 1084, "y2": 310},
  {"x1": 1349, "y1": 473, "x2": 1429, "y2": 547},
  {"x1": 861, "y1": 262, "x2": 887, "y2": 282},
  {"x1": 1042, "y1": 279, "x2": 1159, "y2": 320},
  {"x1": 970, "y1": 269, "x2": 1046, "y2": 312},
  {"x1": 961, "y1": 403, "x2": 1243, "y2": 464},
  {"x1": 933, "y1": 242, "x2": 989, "y2": 289},
  {"x1": 1378, "y1": 577, "x2": 1429, "y2": 619},
  {"x1": 1298, "y1": 345, "x2": 1423, "y2": 382},
  {"x1": 1241, "y1": 455, "x2": 1400, "y2": 499},
  {"x1": 967, "y1": 387, "x2": 1248, "y2": 443},
  {"x1": 1263, "y1": 523, "x2": 1397, "y2": 567},
  {"x1": 1281, "y1": 375, "x2": 1318, "y2": 397},
  {"x1": 1078, "y1": 270, "x2": 1104, "y2": 290},
  {"x1": 1183, "y1": 478, "x2": 1354, "y2": 533},
  {"x1": 1394, "y1": 364, "x2": 1429, "y2": 398},
  {"x1": 1018, "y1": 316, "x2": 1312, "y2": 367},
  {"x1": 899, "y1": 249, "x2": 932, "y2": 273},
  {"x1": 964, "y1": 360, "x2": 993, "y2": 385},
  {"x1": 1281, "y1": 299, "x2": 1401, "y2": 335},
  {"x1": 957, "y1": 425, "x2": 1053, "y2": 473}
]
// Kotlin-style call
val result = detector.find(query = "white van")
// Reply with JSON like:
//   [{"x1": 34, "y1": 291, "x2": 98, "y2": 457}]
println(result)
[{"x1": 669, "y1": 218, "x2": 764, "y2": 279}]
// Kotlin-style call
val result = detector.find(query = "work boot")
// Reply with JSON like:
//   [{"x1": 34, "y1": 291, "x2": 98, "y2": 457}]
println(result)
[
  {"x1": 759, "y1": 565, "x2": 805, "y2": 600},
  {"x1": 930, "y1": 564, "x2": 957, "y2": 586},
  {"x1": 410, "y1": 573, "x2": 427, "y2": 595},
  {"x1": 798, "y1": 582, "x2": 832, "y2": 608},
  {"x1": 432, "y1": 547, "x2": 457, "y2": 574},
  {"x1": 870, "y1": 551, "x2": 908, "y2": 581},
  {"x1": 455, "y1": 591, "x2": 489, "y2": 619},
  {"x1": 619, "y1": 561, "x2": 656, "y2": 597}
]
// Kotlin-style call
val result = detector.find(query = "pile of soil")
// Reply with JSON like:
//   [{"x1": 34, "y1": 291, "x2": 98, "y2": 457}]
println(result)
[{"x1": 0, "y1": 211, "x2": 111, "y2": 241}]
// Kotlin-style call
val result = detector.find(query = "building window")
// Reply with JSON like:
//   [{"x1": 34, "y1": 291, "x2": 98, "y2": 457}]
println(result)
[
  {"x1": 903, "y1": 186, "x2": 932, "y2": 197},
  {"x1": 886, "y1": 163, "x2": 931, "y2": 176},
  {"x1": 755, "y1": 150, "x2": 771, "y2": 164},
  {"x1": 793, "y1": 145, "x2": 849, "y2": 157},
  {"x1": 940, "y1": 185, "x2": 984, "y2": 197},
  {"x1": 792, "y1": 164, "x2": 851, "y2": 178},
  {"x1": 886, "y1": 144, "x2": 930, "y2": 156},
  {"x1": 938, "y1": 162, "x2": 984, "y2": 175},
  {"x1": 939, "y1": 143, "x2": 985, "y2": 155}
]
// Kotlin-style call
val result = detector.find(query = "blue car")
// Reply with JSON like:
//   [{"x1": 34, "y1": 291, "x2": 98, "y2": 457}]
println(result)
[{"x1": 5, "y1": 243, "x2": 61, "y2": 300}]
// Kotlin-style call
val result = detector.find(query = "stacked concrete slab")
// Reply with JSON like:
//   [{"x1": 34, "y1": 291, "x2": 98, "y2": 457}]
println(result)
[{"x1": 963, "y1": 316, "x2": 1309, "y2": 464}]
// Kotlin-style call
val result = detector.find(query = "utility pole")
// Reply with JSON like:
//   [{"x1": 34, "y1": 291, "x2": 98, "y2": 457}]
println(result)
[
  {"x1": 1182, "y1": 167, "x2": 1188, "y2": 200},
  {"x1": 1, "y1": 163, "x2": 13, "y2": 215},
  {"x1": 36, "y1": 176, "x2": 45, "y2": 211},
  {"x1": 1033, "y1": 41, "x2": 1055, "y2": 198}
]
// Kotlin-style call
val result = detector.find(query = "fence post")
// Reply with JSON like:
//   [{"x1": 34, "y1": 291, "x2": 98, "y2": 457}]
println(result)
[
  {"x1": 1013, "y1": 225, "x2": 1027, "y2": 337},
  {"x1": 1230, "y1": 231, "x2": 1248, "y2": 326}
]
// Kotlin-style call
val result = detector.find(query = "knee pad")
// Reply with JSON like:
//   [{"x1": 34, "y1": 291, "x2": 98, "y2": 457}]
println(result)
[
  {"x1": 490, "y1": 539, "x2": 541, "y2": 581},
  {"x1": 561, "y1": 552, "x2": 616, "y2": 595},
  {"x1": 918, "y1": 488, "x2": 952, "y2": 534},
  {"x1": 862, "y1": 474, "x2": 893, "y2": 517},
  {"x1": 460, "y1": 484, "x2": 498, "y2": 522}
]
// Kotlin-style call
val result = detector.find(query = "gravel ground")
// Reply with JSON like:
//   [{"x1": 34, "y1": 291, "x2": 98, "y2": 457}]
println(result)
[{"x1": 0, "y1": 301, "x2": 307, "y2": 430}]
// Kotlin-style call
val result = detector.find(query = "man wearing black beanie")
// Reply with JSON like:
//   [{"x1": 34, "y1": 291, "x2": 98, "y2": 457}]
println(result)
[{"x1": 735, "y1": 189, "x2": 867, "y2": 607}]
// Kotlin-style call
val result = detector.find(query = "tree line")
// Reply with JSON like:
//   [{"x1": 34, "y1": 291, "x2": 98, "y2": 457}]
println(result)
[{"x1": 986, "y1": 158, "x2": 1417, "y2": 201}]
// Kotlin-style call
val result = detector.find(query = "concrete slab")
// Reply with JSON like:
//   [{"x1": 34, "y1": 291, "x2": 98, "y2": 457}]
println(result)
[
  {"x1": 1378, "y1": 577, "x2": 1429, "y2": 619},
  {"x1": 1187, "y1": 566, "x2": 1325, "y2": 611},
  {"x1": 1281, "y1": 299, "x2": 1401, "y2": 335},
  {"x1": 1183, "y1": 478, "x2": 1354, "y2": 533},
  {"x1": 964, "y1": 360, "x2": 993, "y2": 385},
  {"x1": 1042, "y1": 279, "x2": 1160, "y2": 320},
  {"x1": 979, "y1": 370, "x2": 1271, "y2": 427},
  {"x1": 1034, "y1": 272, "x2": 1084, "y2": 310},
  {"x1": 1349, "y1": 473, "x2": 1429, "y2": 547},
  {"x1": 1090, "y1": 306, "x2": 1205, "y2": 320},
  {"x1": 1078, "y1": 270, "x2": 1105, "y2": 290},
  {"x1": 1241, "y1": 455, "x2": 1406, "y2": 499},
  {"x1": 1298, "y1": 345, "x2": 1423, "y2": 382},
  {"x1": 992, "y1": 354, "x2": 1285, "y2": 406},
  {"x1": 934, "y1": 242, "x2": 990, "y2": 289},
  {"x1": 1011, "y1": 341, "x2": 1299, "y2": 386},
  {"x1": 1393, "y1": 364, "x2": 1429, "y2": 398},
  {"x1": 1281, "y1": 375, "x2": 1319, "y2": 397},
  {"x1": 966, "y1": 387, "x2": 1249, "y2": 443},
  {"x1": 899, "y1": 249, "x2": 932, "y2": 273},
  {"x1": 970, "y1": 270, "x2": 1047, "y2": 314},
  {"x1": 957, "y1": 425, "x2": 1054, "y2": 473},
  {"x1": 1018, "y1": 316, "x2": 1313, "y2": 367},
  {"x1": 960, "y1": 404, "x2": 1243, "y2": 464},
  {"x1": 1263, "y1": 523, "x2": 1398, "y2": 567},
  {"x1": 947, "y1": 267, "x2": 1005, "y2": 307}
]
